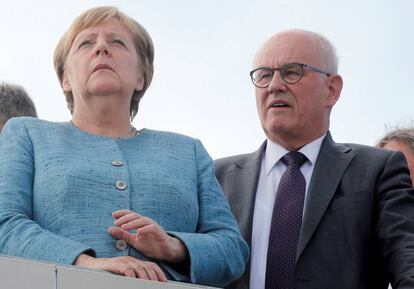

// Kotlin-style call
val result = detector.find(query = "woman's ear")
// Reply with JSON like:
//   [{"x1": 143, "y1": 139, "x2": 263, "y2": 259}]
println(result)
[
  {"x1": 62, "y1": 71, "x2": 72, "y2": 92},
  {"x1": 135, "y1": 75, "x2": 144, "y2": 92}
]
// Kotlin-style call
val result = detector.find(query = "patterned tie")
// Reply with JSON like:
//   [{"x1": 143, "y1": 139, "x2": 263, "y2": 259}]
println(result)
[{"x1": 265, "y1": 151, "x2": 307, "y2": 289}]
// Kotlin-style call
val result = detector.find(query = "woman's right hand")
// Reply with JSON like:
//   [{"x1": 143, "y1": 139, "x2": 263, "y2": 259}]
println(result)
[{"x1": 74, "y1": 254, "x2": 167, "y2": 282}]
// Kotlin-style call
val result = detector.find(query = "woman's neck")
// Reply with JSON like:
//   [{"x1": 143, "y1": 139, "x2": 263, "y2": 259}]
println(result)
[{"x1": 71, "y1": 106, "x2": 135, "y2": 138}]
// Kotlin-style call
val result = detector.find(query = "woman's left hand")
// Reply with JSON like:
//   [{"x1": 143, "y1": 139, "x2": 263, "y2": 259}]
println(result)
[{"x1": 108, "y1": 210, "x2": 187, "y2": 263}]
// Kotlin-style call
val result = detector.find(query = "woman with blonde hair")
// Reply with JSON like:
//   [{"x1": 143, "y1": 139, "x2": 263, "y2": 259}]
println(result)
[{"x1": 0, "y1": 6, "x2": 248, "y2": 287}]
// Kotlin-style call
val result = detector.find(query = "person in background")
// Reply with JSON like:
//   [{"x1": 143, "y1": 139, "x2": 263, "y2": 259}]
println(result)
[
  {"x1": 377, "y1": 126, "x2": 414, "y2": 184},
  {"x1": 0, "y1": 82, "x2": 37, "y2": 132},
  {"x1": 215, "y1": 29, "x2": 414, "y2": 289},
  {"x1": 0, "y1": 6, "x2": 248, "y2": 287}
]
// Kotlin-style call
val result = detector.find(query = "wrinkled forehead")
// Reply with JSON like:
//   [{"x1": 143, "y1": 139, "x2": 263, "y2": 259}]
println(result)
[
  {"x1": 73, "y1": 19, "x2": 132, "y2": 42},
  {"x1": 253, "y1": 32, "x2": 322, "y2": 68}
]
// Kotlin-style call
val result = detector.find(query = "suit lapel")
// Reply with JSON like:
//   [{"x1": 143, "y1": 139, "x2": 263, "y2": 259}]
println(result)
[
  {"x1": 224, "y1": 143, "x2": 265, "y2": 289},
  {"x1": 226, "y1": 142, "x2": 266, "y2": 247},
  {"x1": 296, "y1": 132, "x2": 354, "y2": 261}
]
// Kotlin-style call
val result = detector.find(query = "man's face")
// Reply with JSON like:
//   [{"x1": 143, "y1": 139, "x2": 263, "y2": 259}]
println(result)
[{"x1": 253, "y1": 32, "x2": 341, "y2": 150}]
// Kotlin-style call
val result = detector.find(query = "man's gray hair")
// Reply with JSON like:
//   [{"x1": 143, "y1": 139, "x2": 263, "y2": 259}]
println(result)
[
  {"x1": 290, "y1": 29, "x2": 339, "y2": 74},
  {"x1": 313, "y1": 32, "x2": 339, "y2": 74},
  {"x1": 377, "y1": 126, "x2": 414, "y2": 154},
  {"x1": 0, "y1": 83, "x2": 37, "y2": 123},
  {"x1": 257, "y1": 29, "x2": 339, "y2": 74}
]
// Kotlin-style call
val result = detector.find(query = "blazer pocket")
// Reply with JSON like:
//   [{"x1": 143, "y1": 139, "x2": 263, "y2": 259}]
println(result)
[{"x1": 329, "y1": 190, "x2": 372, "y2": 211}]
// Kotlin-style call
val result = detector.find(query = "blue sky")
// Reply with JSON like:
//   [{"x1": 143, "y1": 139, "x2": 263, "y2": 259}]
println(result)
[{"x1": 1, "y1": 0, "x2": 412, "y2": 158}]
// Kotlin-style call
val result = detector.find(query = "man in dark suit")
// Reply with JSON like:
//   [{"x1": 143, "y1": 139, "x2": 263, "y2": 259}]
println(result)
[{"x1": 215, "y1": 29, "x2": 414, "y2": 289}]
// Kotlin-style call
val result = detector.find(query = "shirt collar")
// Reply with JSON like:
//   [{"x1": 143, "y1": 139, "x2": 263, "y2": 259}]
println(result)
[{"x1": 264, "y1": 134, "x2": 326, "y2": 175}]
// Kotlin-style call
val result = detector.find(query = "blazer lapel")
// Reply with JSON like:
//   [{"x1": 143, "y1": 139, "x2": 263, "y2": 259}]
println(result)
[
  {"x1": 226, "y1": 142, "x2": 266, "y2": 247},
  {"x1": 223, "y1": 142, "x2": 265, "y2": 289},
  {"x1": 296, "y1": 132, "x2": 354, "y2": 261}
]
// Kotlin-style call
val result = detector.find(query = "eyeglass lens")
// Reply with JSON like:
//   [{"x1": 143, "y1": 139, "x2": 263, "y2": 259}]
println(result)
[
  {"x1": 251, "y1": 63, "x2": 304, "y2": 87},
  {"x1": 280, "y1": 63, "x2": 303, "y2": 84}
]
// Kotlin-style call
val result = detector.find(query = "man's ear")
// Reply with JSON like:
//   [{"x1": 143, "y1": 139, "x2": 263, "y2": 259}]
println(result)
[
  {"x1": 62, "y1": 71, "x2": 72, "y2": 92},
  {"x1": 326, "y1": 74, "x2": 343, "y2": 108}
]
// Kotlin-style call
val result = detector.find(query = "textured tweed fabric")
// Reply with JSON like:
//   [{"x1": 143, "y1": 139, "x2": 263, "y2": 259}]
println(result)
[{"x1": 0, "y1": 117, "x2": 249, "y2": 287}]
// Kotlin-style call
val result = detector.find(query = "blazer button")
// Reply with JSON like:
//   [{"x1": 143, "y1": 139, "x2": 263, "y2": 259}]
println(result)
[
  {"x1": 115, "y1": 240, "x2": 128, "y2": 251},
  {"x1": 112, "y1": 160, "x2": 124, "y2": 167},
  {"x1": 116, "y1": 181, "x2": 127, "y2": 190}
]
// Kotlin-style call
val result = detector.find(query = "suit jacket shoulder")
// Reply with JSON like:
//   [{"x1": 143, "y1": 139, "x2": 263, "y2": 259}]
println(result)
[
  {"x1": 215, "y1": 143, "x2": 265, "y2": 184},
  {"x1": 297, "y1": 133, "x2": 414, "y2": 289},
  {"x1": 215, "y1": 150, "x2": 262, "y2": 172}
]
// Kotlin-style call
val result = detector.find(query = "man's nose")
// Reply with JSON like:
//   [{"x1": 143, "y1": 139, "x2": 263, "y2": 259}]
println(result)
[{"x1": 267, "y1": 71, "x2": 288, "y2": 94}]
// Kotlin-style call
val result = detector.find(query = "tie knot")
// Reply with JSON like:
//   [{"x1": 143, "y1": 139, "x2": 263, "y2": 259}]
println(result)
[{"x1": 281, "y1": 151, "x2": 307, "y2": 167}]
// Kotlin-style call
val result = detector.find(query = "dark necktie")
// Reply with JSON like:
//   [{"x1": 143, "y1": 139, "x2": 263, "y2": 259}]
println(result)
[{"x1": 265, "y1": 151, "x2": 307, "y2": 289}]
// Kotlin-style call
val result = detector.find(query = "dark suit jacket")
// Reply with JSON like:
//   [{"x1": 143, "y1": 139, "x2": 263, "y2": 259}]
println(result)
[{"x1": 215, "y1": 132, "x2": 414, "y2": 289}]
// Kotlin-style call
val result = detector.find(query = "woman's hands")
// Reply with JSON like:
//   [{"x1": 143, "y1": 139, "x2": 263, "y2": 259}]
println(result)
[
  {"x1": 74, "y1": 254, "x2": 167, "y2": 281},
  {"x1": 74, "y1": 210, "x2": 187, "y2": 281},
  {"x1": 107, "y1": 210, "x2": 188, "y2": 264}
]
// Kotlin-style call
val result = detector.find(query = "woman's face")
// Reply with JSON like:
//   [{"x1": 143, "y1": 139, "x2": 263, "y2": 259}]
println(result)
[{"x1": 62, "y1": 19, "x2": 144, "y2": 105}]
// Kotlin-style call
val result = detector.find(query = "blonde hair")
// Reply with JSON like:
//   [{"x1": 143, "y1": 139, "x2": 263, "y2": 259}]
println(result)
[{"x1": 53, "y1": 6, "x2": 154, "y2": 120}]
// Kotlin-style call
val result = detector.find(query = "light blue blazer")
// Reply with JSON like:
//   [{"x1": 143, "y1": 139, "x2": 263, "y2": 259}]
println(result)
[{"x1": 0, "y1": 117, "x2": 249, "y2": 287}]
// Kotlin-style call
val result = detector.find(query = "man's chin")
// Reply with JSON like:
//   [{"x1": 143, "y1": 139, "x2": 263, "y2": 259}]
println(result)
[{"x1": 264, "y1": 125, "x2": 291, "y2": 140}]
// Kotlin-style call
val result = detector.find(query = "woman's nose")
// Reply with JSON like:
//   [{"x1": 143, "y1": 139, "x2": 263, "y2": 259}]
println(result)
[{"x1": 95, "y1": 42, "x2": 110, "y2": 56}]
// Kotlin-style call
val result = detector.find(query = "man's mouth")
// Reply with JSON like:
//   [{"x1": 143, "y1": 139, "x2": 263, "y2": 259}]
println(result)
[{"x1": 271, "y1": 103, "x2": 290, "y2": 108}]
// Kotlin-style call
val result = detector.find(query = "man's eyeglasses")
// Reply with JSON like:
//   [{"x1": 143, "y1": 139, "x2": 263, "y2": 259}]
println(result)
[{"x1": 249, "y1": 63, "x2": 331, "y2": 88}]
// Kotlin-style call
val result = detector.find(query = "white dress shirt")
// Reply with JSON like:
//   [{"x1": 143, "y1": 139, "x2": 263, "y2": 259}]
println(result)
[{"x1": 249, "y1": 135, "x2": 325, "y2": 289}]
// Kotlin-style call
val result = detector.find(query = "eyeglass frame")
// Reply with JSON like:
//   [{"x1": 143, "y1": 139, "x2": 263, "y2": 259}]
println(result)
[{"x1": 249, "y1": 62, "x2": 331, "y2": 88}]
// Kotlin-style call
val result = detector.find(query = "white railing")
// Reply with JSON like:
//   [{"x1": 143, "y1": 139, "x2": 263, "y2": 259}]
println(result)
[{"x1": 0, "y1": 255, "x2": 219, "y2": 289}]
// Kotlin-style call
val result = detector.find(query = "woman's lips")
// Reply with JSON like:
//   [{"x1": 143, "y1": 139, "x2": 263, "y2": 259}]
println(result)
[{"x1": 92, "y1": 64, "x2": 114, "y2": 73}]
